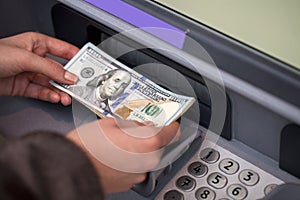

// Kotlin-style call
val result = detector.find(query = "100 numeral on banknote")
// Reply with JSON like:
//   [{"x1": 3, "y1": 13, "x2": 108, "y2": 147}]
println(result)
[{"x1": 51, "y1": 43, "x2": 195, "y2": 126}]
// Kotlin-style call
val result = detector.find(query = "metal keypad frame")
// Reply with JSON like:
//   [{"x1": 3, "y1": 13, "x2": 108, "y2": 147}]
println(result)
[{"x1": 156, "y1": 139, "x2": 284, "y2": 200}]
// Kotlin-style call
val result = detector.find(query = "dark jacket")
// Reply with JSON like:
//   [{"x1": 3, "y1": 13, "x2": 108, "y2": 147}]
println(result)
[{"x1": 0, "y1": 132, "x2": 104, "y2": 200}]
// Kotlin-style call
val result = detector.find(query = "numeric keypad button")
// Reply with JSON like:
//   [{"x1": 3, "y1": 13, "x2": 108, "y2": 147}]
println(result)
[
  {"x1": 163, "y1": 190, "x2": 184, "y2": 200},
  {"x1": 239, "y1": 169, "x2": 259, "y2": 186},
  {"x1": 207, "y1": 172, "x2": 228, "y2": 189},
  {"x1": 176, "y1": 175, "x2": 196, "y2": 192},
  {"x1": 219, "y1": 158, "x2": 239, "y2": 175},
  {"x1": 188, "y1": 161, "x2": 208, "y2": 178},
  {"x1": 264, "y1": 184, "x2": 278, "y2": 195},
  {"x1": 195, "y1": 187, "x2": 216, "y2": 200},
  {"x1": 200, "y1": 148, "x2": 220, "y2": 164},
  {"x1": 227, "y1": 184, "x2": 248, "y2": 200}
]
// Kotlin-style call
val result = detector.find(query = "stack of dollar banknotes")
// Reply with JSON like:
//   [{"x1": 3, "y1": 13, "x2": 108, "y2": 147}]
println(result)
[{"x1": 51, "y1": 43, "x2": 195, "y2": 127}]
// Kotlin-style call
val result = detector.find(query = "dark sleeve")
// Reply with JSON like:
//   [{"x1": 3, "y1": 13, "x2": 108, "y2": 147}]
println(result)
[{"x1": 0, "y1": 131, "x2": 104, "y2": 200}]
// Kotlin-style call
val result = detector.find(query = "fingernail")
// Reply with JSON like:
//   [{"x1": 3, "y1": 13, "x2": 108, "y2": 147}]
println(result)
[{"x1": 64, "y1": 71, "x2": 78, "y2": 83}]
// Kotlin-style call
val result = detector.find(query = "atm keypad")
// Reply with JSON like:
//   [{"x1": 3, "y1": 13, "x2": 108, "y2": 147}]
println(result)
[
  {"x1": 195, "y1": 187, "x2": 216, "y2": 200},
  {"x1": 157, "y1": 143, "x2": 283, "y2": 200},
  {"x1": 264, "y1": 184, "x2": 278, "y2": 196},
  {"x1": 163, "y1": 190, "x2": 184, "y2": 200},
  {"x1": 219, "y1": 158, "x2": 239, "y2": 175},
  {"x1": 227, "y1": 184, "x2": 247, "y2": 200},
  {"x1": 188, "y1": 162, "x2": 208, "y2": 178},
  {"x1": 176, "y1": 176, "x2": 196, "y2": 191},
  {"x1": 200, "y1": 148, "x2": 220, "y2": 164},
  {"x1": 207, "y1": 172, "x2": 228, "y2": 189},
  {"x1": 238, "y1": 169, "x2": 259, "y2": 186}
]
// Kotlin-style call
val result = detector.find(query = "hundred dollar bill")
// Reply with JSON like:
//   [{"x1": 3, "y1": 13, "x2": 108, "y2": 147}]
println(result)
[{"x1": 51, "y1": 43, "x2": 195, "y2": 126}]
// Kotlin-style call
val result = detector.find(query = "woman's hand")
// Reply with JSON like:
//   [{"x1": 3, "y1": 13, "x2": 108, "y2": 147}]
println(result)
[
  {"x1": 0, "y1": 32, "x2": 79, "y2": 105},
  {"x1": 67, "y1": 118, "x2": 180, "y2": 194}
]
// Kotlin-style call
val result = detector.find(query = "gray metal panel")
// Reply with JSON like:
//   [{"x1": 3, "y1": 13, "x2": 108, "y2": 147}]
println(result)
[{"x1": 0, "y1": 97, "x2": 74, "y2": 137}]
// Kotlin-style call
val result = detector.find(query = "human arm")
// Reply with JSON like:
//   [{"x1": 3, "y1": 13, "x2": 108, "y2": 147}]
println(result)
[
  {"x1": 67, "y1": 118, "x2": 180, "y2": 194},
  {"x1": 0, "y1": 132, "x2": 104, "y2": 200},
  {"x1": 0, "y1": 118, "x2": 179, "y2": 197},
  {"x1": 0, "y1": 32, "x2": 79, "y2": 106}
]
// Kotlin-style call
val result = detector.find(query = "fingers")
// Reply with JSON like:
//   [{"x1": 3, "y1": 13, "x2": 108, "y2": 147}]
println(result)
[
  {"x1": 59, "y1": 91, "x2": 72, "y2": 106},
  {"x1": 73, "y1": 118, "x2": 181, "y2": 173},
  {"x1": 31, "y1": 73, "x2": 72, "y2": 105},
  {"x1": 19, "y1": 50, "x2": 78, "y2": 84},
  {"x1": 34, "y1": 33, "x2": 79, "y2": 60},
  {"x1": 1, "y1": 32, "x2": 79, "y2": 59},
  {"x1": 0, "y1": 32, "x2": 79, "y2": 84},
  {"x1": 11, "y1": 73, "x2": 72, "y2": 105},
  {"x1": 23, "y1": 84, "x2": 72, "y2": 105},
  {"x1": 99, "y1": 118, "x2": 180, "y2": 153},
  {"x1": 23, "y1": 83, "x2": 60, "y2": 103},
  {"x1": 155, "y1": 121, "x2": 180, "y2": 147}
]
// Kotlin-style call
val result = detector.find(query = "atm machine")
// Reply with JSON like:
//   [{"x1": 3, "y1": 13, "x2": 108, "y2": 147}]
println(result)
[{"x1": 0, "y1": 0, "x2": 300, "y2": 199}]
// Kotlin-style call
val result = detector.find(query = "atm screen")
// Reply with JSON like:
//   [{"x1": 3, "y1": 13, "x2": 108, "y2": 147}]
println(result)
[
  {"x1": 150, "y1": 0, "x2": 300, "y2": 70},
  {"x1": 83, "y1": 0, "x2": 300, "y2": 70}
]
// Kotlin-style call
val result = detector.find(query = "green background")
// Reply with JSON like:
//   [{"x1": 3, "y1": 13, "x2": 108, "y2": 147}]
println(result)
[{"x1": 155, "y1": 0, "x2": 300, "y2": 69}]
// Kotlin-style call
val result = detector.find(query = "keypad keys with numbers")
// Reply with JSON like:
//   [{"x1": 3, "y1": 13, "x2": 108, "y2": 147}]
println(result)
[
  {"x1": 176, "y1": 175, "x2": 196, "y2": 191},
  {"x1": 195, "y1": 187, "x2": 216, "y2": 200},
  {"x1": 163, "y1": 190, "x2": 184, "y2": 200},
  {"x1": 207, "y1": 172, "x2": 228, "y2": 189},
  {"x1": 158, "y1": 144, "x2": 283, "y2": 200},
  {"x1": 188, "y1": 161, "x2": 208, "y2": 178},
  {"x1": 227, "y1": 184, "x2": 248, "y2": 200},
  {"x1": 219, "y1": 158, "x2": 239, "y2": 175},
  {"x1": 200, "y1": 148, "x2": 220, "y2": 164},
  {"x1": 239, "y1": 169, "x2": 259, "y2": 186}
]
